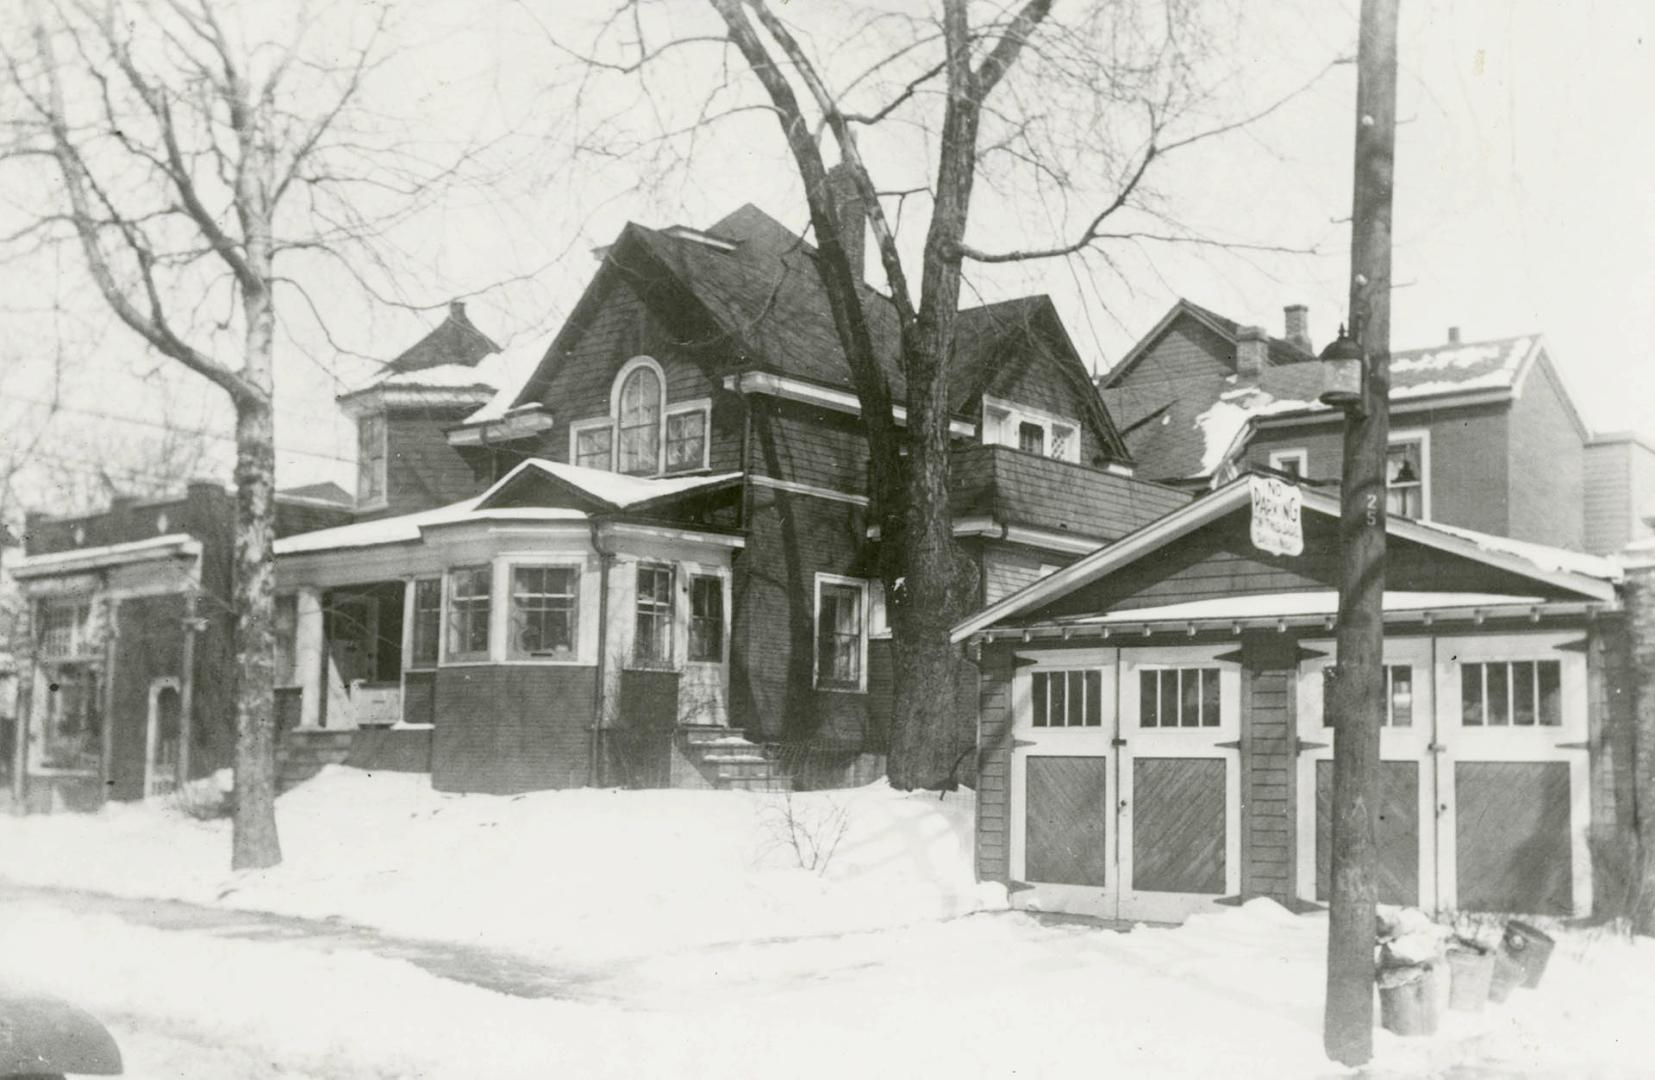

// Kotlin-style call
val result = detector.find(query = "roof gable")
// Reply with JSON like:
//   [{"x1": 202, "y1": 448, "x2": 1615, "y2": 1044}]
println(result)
[{"x1": 952, "y1": 475, "x2": 1618, "y2": 641}]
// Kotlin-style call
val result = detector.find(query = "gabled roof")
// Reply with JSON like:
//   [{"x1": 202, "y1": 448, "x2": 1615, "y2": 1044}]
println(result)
[
  {"x1": 1101, "y1": 298, "x2": 1315, "y2": 389},
  {"x1": 274, "y1": 460, "x2": 741, "y2": 556},
  {"x1": 1103, "y1": 301, "x2": 1556, "y2": 481},
  {"x1": 340, "y1": 301, "x2": 505, "y2": 406},
  {"x1": 951, "y1": 474, "x2": 1619, "y2": 641},
  {"x1": 500, "y1": 205, "x2": 1129, "y2": 460}
]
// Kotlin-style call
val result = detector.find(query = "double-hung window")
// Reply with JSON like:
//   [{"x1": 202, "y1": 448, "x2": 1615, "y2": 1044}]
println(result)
[
  {"x1": 665, "y1": 404, "x2": 708, "y2": 473},
  {"x1": 687, "y1": 575, "x2": 723, "y2": 662},
  {"x1": 446, "y1": 566, "x2": 492, "y2": 661},
  {"x1": 409, "y1": 578, "x2": 442, "y2": 668},
  {"x1": 572, "y1": 421, "x2": 613, "y2": 471},
  {"x1": 357, "y1": 413, "x2": 387, "y2": 505},
  {"x1": 634, "y1": 563, "x2": 675, "y2": 666},
  {"x1": 815, "y1": 577, "x2": 866, "y2": 690},
  {"x1": 510, "y1": 566, "x2": 579, "y2": 659},
  {"x1": 1386, "y1": 434, "x2": 1428, "y2": 519}
]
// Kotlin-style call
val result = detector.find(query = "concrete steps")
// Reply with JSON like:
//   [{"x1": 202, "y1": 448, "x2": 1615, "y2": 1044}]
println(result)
[{"x1": 676, "y1": 726, "x2": 792, "y2": 792}]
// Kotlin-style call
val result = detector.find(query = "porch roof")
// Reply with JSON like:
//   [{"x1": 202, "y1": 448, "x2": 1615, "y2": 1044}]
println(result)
[
  {"x1": 10, "y1": 533, "x2": 202, "y2": 580},
  {"x1": 274, "y1": 460, "x2": 742, "y2": 556}
]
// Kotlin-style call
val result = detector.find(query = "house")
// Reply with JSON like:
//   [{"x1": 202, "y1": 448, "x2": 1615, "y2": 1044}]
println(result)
[
  {"x1": 1099, "y1": 301, "x2": 1593, "y2": 552},
  {"x1": 1584, "y1": 431, "x2": 1655, "y2": 555},
  {"x1": 271, "y1": 187, "x2": 1190, "y2": 794},
  {"x1": 8, "y1": 481, "x2": 355, "y2": 812},
  {"x1": 954, "y1": 473, "x2": 1632, "y2": 922}
]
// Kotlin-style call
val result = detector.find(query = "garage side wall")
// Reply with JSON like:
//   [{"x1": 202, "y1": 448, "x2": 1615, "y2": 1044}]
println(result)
[{"x1": 975, "y1": 647, "x2": 1014, "y2": 883}]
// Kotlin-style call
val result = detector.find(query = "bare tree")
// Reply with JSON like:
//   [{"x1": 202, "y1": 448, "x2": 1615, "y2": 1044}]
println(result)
[
  {"x1": 551, "y1": 0, "x2": 1334, "y2": 788},
  {"x1": 0, "y1": 0, "x2": 471, "y2": 866}
]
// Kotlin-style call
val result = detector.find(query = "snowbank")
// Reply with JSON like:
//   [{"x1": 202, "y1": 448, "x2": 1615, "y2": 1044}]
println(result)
[
  {"x1": 0, "y1": 767, "x2": 991, "y2": 962},
  {"x1": 3, "y1": 893, "x2": 1652, "y2": 1079}
]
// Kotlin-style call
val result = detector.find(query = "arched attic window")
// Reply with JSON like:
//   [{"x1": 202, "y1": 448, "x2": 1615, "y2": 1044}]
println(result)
[
  {"x1": 569, "y1": 356, "x2": 709, "y2": 476},
  {"x1": 615, "y1": 358, "x2": 663, "y2": 476}
]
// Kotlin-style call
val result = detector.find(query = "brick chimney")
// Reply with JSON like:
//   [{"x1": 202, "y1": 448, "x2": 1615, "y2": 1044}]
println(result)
[
  {"x1": 1237, "y1": 325, "x2": 1270, "y2": 378},
  {"x1": 1447, "y1": 326, "x2": 1461, "y2": 344},
  {"x1": 825, "y1": 162, "x2": 865, "y2": 282},
  {"x1": 1284, "y1": 304, "x2": 1312, "y2": 353}
]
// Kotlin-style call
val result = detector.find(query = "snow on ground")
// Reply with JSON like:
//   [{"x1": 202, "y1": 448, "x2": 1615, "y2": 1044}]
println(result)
[
  {"x1": 0, "y1": 767, "x2": 990, "y2": 963},
  {"x1": 3, "y1": 893, "x2": 1654, "y2": 1079},
  {"x1": 5, "y1": 767, "x2": 1655, "y2": 1076}
]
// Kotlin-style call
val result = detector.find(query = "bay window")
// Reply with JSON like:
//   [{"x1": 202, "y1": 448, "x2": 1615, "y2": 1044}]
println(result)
[
  {"x1": 509, "y1": 566, "x2": 579, "y2": 660},
  {"x1": 634, "y1": 563, "x2": 675, "y2": 666},
  {"x1": 446, "y1": 566, "x2": 491, "y2": 661}
]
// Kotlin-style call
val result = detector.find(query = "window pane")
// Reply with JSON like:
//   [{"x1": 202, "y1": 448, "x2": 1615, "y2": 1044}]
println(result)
[
  {"x1": 1512, "y1": 661, "x2": 1536, "y2": 726},
  {"x1": 1201, "y1": 668, "x2": 1221, "y2": 727},
  {"x1": 1388, "y1": 665, "x2": 1412, "y2": 727},
  {"x1": 1140, "y1": 670, "x2": 1158, "y2": 727},
  {"x1": 1049, "y1": 668, "x2": 1067, "y2": 727},
  {"x1": 1084, "y1": 670, "x2": 1102, "y2": 727},
  {"x1": 1158, "y1": 670, "x2": 1178, "y2": 728},
  {"x1": 1537, "y1": 661, "x2": 1562, "y2": 726},
  {"x1": 1386, "y1": 441, "x2": 1423, "y2": 518},
  {"x1": 618, "y1": 368, "x2": 662, "y2": 475},
  {"x1": 1033, "y1": 672, "x2": 1049, "y2": 728},
  {"x1": 688, "y1": 575, "x2": 723, "y2": 662},
  {"x1": 665, "y1": 410, "x2": 706, "y2": 472},
  {"x1": 1018, "y1": 421, "x2": 1044, "y2": 455},
  {"x1": 575, "y1": 426, "x2": 612, "y2": 470},
  {"x1": 511, "y1": 567, "x2": 578, "y2": 659},
  {"x1": 634, "y1": 565, "x2": 673, "y2": 665},
  {"x1": 357, "y1": 414, "x2": 385, "y2": 501},
  {"x1": 412, "y1": 578, "x2": 441, "y2": 666},
  {"x1": 1461, "y1": 665, "x2": 1484, "y2": 726},
  {"x1": 817, "y1": 583, "x2": 862, "y2": 686},
  {"x1": 1487, "y1": 662, "x2": 1510, "y2": 726},
  {"x1": 1179, "y1": 668, "x2": 1200, "y2": 727},
  {"x1": 447, "y1": 567, "x2": 491, "y2": 658}
]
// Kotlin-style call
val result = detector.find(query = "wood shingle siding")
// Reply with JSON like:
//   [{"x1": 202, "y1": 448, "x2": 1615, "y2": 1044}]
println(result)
[
  {"x1": 1506, "y1": 358, "x2": 1586, "y2": 551},
  {"x1": 430, "y1": 665, "x2": 596, "y2": 793},
  {"x1": 949, "y1": 444, "x2": 1190, "y2": 542},
  {"x1": 975, "y1": 649, "x2": 1013, "y2": 883},
  {"x1": 1239, "y1": 644, "x2": 1295, "y2": 906}
]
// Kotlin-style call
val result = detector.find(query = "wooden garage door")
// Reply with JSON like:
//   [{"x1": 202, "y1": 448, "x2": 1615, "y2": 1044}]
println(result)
[
  {"x1": 1025, "y1": 755, "x2": 1111, "y2": 888},
  {"x1": 1313, "y1": 760, "x2": 1420, "y2": 906},
  {"x1": 1454, "y1": 761, "x2": 1572, "y2": 916}
]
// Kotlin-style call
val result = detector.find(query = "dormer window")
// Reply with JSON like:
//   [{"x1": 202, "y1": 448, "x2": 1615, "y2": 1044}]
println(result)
[
  {"x1": 567, "y1": 356, "x2": 711, "y2": 476},
  {"x1": 357, "y1": 413, "x2": 387, "y2": 506},
  {"x1": 982, "y1": 394, "x2": 1080, "y2": 463}
]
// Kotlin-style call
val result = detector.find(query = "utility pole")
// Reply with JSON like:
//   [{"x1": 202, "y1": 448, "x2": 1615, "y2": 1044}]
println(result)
[{"x1": 1324, "y1": 0, "x2": 1400, "y2": 1066}]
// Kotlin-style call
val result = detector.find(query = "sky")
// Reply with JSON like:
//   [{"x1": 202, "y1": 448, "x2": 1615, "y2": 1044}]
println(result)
[{"x1": 1, "y1": 0, "x2": 1652, "y2": 503}]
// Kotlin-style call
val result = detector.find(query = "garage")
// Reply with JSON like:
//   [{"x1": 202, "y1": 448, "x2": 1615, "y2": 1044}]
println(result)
[{"x1": 960, "y1": 478, "x2": 1624, "y2": 923}]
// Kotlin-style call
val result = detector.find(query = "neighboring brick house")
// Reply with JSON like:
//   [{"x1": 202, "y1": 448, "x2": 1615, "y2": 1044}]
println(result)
[
  {"x1": 954, "y1": 474, "x2": 1631, "y2": 923},
  {"x1": 1098, "y1": 300, "x2": 1595, "y2": 552},
  {"x1": 1584, "y1": 432, "x2": 1655, "y2": 555},
  {"x1": 8, "y1": 481, "x2": 353, "y2": 811},
  {"x1": 271, "y1": 192, "x2": 1188, "y2": 794}
]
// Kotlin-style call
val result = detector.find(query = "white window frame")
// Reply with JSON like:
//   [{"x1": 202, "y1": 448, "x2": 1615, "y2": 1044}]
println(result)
[
  {"x1": 356, "y1": 412, "x2": 388, "y2": 510},
  {"x1": 1386, "y1": 429, "x2": 1432, "y2": 521},
  {"x1": 404, "y1": 576, "x2": 443, "y2": 671},
  {"x1": 632, "y1": 561, "x2": 677, "y2": 669},
  {"x1": 664, "y1": 398, "x2": 713, "y2": 474},
  {"x1": 980, "y1": 394, "x2": 1081, "y2": 464},
  {"x1": 685, "y1": 571, "x2": 726, "y2": 664},
  {"x1": 569, "y1": 416, "x2": 615, "y2": 472},
  {"x1": 813, "y1": 573, "x2": 869, "y2": 693},
  {"x1": 1268, "y1": 448, "x2": 1308, "y2": 479},
  {"x1": 504, "y1": 561, "x2": 584, "y2": 663},
  {"x1": 612, "y1": 355, "x2": 667, "y2": 478},
  {"x1": 441, "y1": 564, "x2": 493, "y2": 664}
]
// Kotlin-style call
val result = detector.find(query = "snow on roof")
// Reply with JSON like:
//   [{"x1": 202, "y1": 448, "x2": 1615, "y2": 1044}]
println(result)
[
  {"x1": 491, "y1": 459, "x2": 741, "y2": 510},
  {"x1": 1409, "y1": 519, "x2": 1622, "y2": 581},
  {"x1": 276, "y1": 462, "x2": 741, "y2": 556},
  {"x1": 456, "y1": 343, "x2": 547, "y2": 425},
  {"x1": 1053, "y1": 590, "x2": 1544, "y2": 625},
  {"x1": 11, "y1": 533, "x2": 203, "y2": 578}
]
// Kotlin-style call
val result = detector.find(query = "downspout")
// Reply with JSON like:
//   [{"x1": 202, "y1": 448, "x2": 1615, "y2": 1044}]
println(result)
[
  {"x1": 176, "y1": 589, "x2": 199, "y2": 787},
  {"x1": 589, "y1": 518, "x2": 615, "y2": 787}
]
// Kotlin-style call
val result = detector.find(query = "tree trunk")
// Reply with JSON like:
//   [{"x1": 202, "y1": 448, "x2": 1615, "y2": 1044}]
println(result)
[{"x1": 230, "y1": 395, "x2": 281, "y2": 870}]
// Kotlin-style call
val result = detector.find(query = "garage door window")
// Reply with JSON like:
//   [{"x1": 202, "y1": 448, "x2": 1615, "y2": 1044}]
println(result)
[
  {"x1": 1031, "y1": 669, "x2": 1102, "y2": 728},
  {"x1": 1461, "y1": 659, "x2": 1562, "y2": 727},
  {"x1": 1140, "y1": 667, "x2": 1220, "y2": 728}
]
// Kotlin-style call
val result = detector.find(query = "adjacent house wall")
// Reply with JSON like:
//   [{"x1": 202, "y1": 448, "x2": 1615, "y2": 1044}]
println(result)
[
  {"x1": 1506, "y1": 358, "x2": 1587, "y2": 551},
  {"x1": 375, "y1": 408, "x2": 489, "y2": 518},
  {"x1": 1584, "y1": 442, "x2": 1631, "y2": 555},
  {"x1": 1246, "y1": 401, "x2": 1512, "y2": 537}
]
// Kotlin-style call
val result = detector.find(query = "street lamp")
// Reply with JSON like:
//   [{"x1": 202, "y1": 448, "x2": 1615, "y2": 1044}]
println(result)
[{"x1": 1319, "y1": 324, "x2": 1364, "y2": 411}]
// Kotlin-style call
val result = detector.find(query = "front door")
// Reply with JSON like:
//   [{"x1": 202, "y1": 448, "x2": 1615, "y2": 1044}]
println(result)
[
  {"x1": 145, "y1": 679, "x2": 182, "y2": 798},
  {"x1": 1008, "y1": 645, "x2": 1242, "y2": 922}
]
